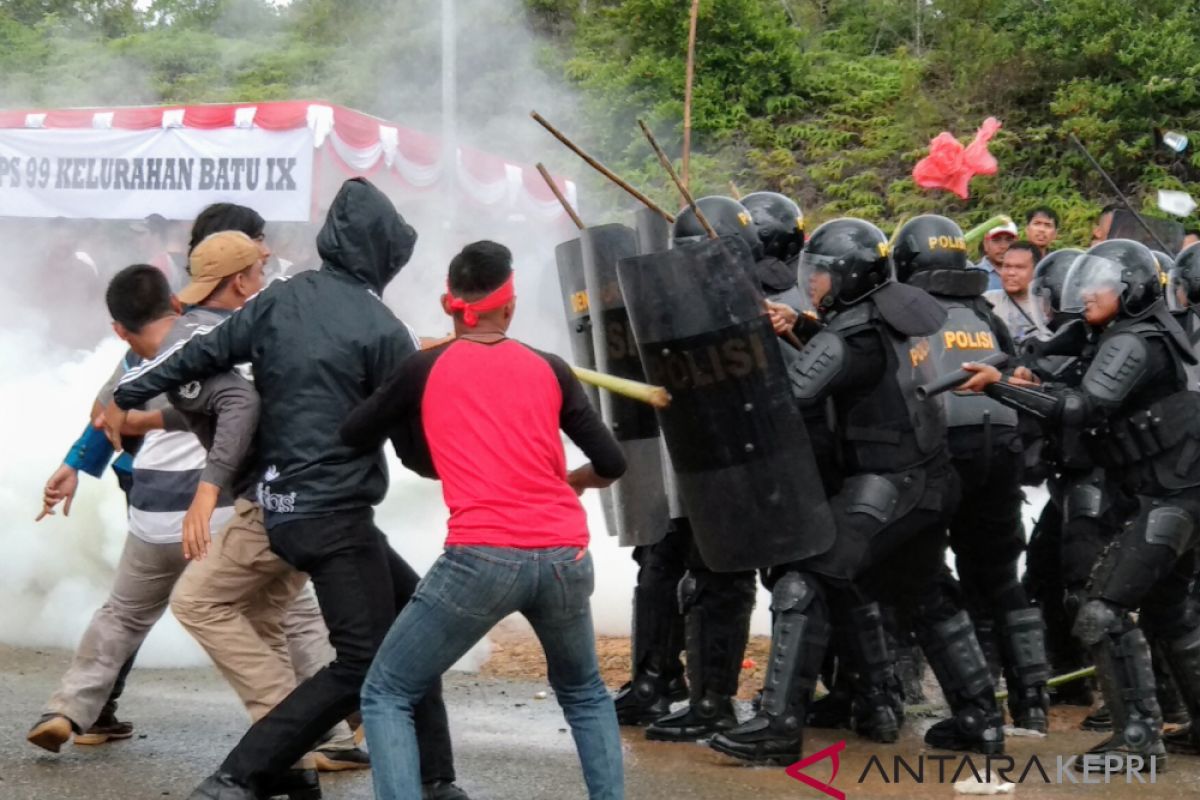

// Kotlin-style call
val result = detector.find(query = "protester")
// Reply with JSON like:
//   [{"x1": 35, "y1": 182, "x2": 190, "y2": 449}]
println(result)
[
  {"x1": 1024, "y1": 206, "x2": 1059, "y2": 251},
  {"x1": 985, "y1": 240, "x2": 1048, "y2": 343},
  {"x1": 164, "y1": 228, "x2": 368, "y2": 776},
  {"x1": 109, "y1": 178, "x2": 466, "y2": 800},
  {"x1": 973, "y1": 219, "x2": 1018, "y2": 291},
  {"x1": 27, "y1": 265, "x2": 239, "y2": 753},
  {"x1": 343, "y1": 240, "x2": 627, "y2": 800}
]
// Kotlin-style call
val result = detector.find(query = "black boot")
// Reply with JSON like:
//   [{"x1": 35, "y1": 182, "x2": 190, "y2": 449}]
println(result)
[
  {"x1": 805, "y1": 685, "x2": 853, "y2": 729},
  {"x1": 1162, "y1": 627, "x2": 1200, "y2": 756},
  {"x1": 918, "y1": 611, "x2": 1005, "y2": 755},
  {"x1": 1076, "y1": 622, "x2": 1164, "y2": 772},
  {"x1": 846, "y1": 603, "x2": 902, "y2": 743},
  {"x1": 1150, "y1": 638, "x2": 1191, "y2": 726},
  {"x1": 189, "y1": 773, "x2": 257, "y2": 800},
  {"x1": 709, "y1": 572, "x2": 829, "y2": 764},
  {"x1": 614, "y1": 578, "x2": 687, "y2": 725},
  {"x1": 257, "y1": 769, "x2": 321, "y2": 800},
  {"x1": 1081, "y1": 704, "x2": 1113, "y2": 731},
  {"x1": 645, "y1": 571, "x2": 752, "y2": 742},
  {"x1": 998, "y1": 608, "x2": 1051, "y2": 732}
]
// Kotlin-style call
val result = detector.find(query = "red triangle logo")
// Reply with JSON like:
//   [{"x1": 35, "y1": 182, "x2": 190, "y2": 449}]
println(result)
[{"x1": 785, "y1": 740, "x2": 847, "y2": 800}]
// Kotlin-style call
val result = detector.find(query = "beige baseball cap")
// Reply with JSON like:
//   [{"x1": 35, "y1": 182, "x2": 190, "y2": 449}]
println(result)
[{"x1": 178, "y1": 231, "x2": 262, "y2": 305}]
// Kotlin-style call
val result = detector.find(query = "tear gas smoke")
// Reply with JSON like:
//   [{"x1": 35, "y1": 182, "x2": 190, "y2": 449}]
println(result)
[{"x1": 0, "y1": 0, "x2": 777, "y2": 672}]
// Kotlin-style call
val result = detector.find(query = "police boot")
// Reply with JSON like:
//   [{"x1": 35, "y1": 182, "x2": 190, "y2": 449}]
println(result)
[
  {"x1": 805, "y1": 630, "x2": 853, "y2": 729},
  {"x1": 1150, "y1": 638, "x2": 1191, "y2": 727},
  {"x1": 998, "y1": 608, "x2": 1051, "y2": 732},
  {"x1": 845, "y1": 603, "x2": 903, "y2": 743},
  {"x1": 1162, "y1": 627, "x2": 1200, "y2": 755},
  {"x1": 1073, "y1": 602, "x2": 1165, "y2": 772},
  {"x1": 645, "y1": 572, "x2": 752, "y2": 742},
  {"x1": 613, "y1": 582, "x2": 687, "y2": 725},
  {"x1": 918, "y1": 611, "x2": 1005, "y2": 755},
  {"x1": 709, "y1": 572, "x2": 830, "y2": 765}
]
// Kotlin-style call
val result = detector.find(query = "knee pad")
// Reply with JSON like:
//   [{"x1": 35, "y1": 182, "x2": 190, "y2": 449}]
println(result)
[
  {"x1": 770, "y1": 571, "x2": 818, "y2": 616},
  {"x1": 1144, "y1": 506, "x2": 1194, "y2": 556},
  {"x1": 1072, "y1": 599, "x2": 1128, "y2": 647},
  {"x1": 1064, "y1": 480, "x2": 1106, "y2": 521}
]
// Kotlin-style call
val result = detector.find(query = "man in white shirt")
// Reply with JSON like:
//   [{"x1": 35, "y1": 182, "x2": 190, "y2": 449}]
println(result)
[{"x1": 984, "y1": 240, "x2": 1048, "y2": 343}]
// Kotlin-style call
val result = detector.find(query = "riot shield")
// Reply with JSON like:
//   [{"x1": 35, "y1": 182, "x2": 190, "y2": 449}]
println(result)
[
  {"x1": 555, "y1": 238, "x2": 600, "y2": 408},
  {"x1": 554, "y1": 237, "x2": 619, "y2": 538},
  {"x1": 1107, "y1": 209, "x2": 1184, "y2": 254},
  {"x1": 581, "y1": 223, "x2": 670, "y2": 547},
  {"x1": 634, "y1": 207, "x2": 690, "y2": 520},
  {"x1": 617, "y1": 236, "x2": 835, "y2": 572}
]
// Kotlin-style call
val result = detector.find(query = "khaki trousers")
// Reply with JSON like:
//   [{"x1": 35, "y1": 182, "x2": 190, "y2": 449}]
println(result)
[{"x1": 171, "y1": 499, "x2": 354, "y2": 748}]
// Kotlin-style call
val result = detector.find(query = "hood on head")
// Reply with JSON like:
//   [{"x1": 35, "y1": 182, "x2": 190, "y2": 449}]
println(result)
[{"x1": 317, "y1": 178, "x2": 417, "y2": 293}]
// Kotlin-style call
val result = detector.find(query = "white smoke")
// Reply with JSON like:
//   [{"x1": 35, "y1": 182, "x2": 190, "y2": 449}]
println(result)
[{"x1": 0, "y1": 0, "x2": 785, "y2": 680}]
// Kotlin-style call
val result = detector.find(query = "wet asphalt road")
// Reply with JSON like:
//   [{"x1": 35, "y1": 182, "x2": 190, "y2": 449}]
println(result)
[{"x1": 2, "y1": 644, "x2": 1199, "y2": 799}]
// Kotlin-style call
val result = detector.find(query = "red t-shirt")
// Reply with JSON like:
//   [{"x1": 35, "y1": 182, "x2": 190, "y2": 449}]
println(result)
[{"x1": 341, "y1": 338, "x2": 626, "y2": 548}]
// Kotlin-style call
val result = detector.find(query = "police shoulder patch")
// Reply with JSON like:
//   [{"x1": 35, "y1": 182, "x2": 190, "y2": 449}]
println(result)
[{"x1": 178, "y1": 381, "x2": 202, "y2": 400}]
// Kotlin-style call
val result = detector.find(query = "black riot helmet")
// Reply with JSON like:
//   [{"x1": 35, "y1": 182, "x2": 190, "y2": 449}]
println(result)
[
  {"x1": 891, "y1": 214, "x2": 969, "y2": 283},
  {"x1": 1060, "y1": 239, "x2": 1163, "y2": 321},
  {"x1": 672, "y1": 196, "x2": 761, "y2": 259},
  {"x1": 1029, "y1": 248, "x2": 1083, "y2": 330},
  {"x1": 799, "y1": 218, "x2": 890, "y2": 310},
  {"x1": 741, "y1": 191, "x2": 805, "y2": 261},
  {"x1": 1167, "y1": 243, "x2": 1200, "y2": 311}
]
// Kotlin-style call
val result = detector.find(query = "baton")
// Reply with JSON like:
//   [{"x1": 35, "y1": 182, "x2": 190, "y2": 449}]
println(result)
[{"x1": 914, "y1": 352, "x2": 1008, "y2": 400}]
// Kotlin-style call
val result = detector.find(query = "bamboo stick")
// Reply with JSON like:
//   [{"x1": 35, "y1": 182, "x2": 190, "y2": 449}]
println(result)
[
  {"x1": 572, "y1": 365, "x2": 671, "y2": 409},
  {"x1": 535, "y1": 162, "x2": 584, "y2": 231}
]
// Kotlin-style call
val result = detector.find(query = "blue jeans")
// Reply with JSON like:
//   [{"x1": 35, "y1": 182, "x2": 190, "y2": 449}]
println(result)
[{"x1": 362, "y1": 546, "x2": 624, "y2": 800}]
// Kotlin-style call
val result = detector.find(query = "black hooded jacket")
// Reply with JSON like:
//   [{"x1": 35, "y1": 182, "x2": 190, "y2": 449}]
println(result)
[{"x1": 114, "y1": 178, "x2": 419, "y2": 528}]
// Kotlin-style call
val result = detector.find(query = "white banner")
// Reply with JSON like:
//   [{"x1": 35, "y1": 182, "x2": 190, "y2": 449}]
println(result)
[{"x1": 0, "y1": 127, "x2": 314, "y2": 221}]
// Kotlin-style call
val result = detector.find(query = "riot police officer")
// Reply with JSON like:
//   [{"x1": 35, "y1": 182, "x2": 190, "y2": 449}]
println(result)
[
  {"x1": 962, "y1": 239, "x2": 1200, "y2": 766},
  {"x1": 893, "y1": 214, "x2": 1051, "y2": 731},
  {"x1": 626, "y1": 196, "x2": 763, "y2": 742},
  {"x1": 1017, "y1": 248, "x2": 1103, "y2": 709},
  {"x1": 710, "y1": 219, "x2": 1005, "y2": 764},
  {"x1": 1167, "y1": 243, "x2": 1200, "y2": 351}
]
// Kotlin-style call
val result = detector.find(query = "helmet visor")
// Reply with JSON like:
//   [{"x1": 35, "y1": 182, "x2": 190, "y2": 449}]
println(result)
[
  {"x1": 1167, "y1": 266, "x2": 1190, "y2": 312},
  {"x1": 799, "y1": 250, "x2": 839, "y2": 308},
  {"x1": 1028, "y1": 277, "x2": 1058, "y2": 331},
  {"x1": 1060, "y1": 255, "x2": 1126, "y2": 314}
]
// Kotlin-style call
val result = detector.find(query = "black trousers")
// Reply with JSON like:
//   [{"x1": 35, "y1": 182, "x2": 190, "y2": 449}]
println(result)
[
  {"x1": 948, "y1": 444, "x2": 1029, "y2": 624},
  {"x1": 221, "y1": 509, "x2": 455, "y2": 785}
]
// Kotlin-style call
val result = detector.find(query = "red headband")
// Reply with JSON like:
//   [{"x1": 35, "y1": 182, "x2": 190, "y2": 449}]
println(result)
[{"x1": 446, "y1": 274, "x2": 515, "y2": 327}]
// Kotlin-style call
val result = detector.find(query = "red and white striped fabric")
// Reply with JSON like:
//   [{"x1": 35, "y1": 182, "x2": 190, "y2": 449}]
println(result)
[{"x1": 0, "y1": 101, "x2": 577, "y2": 222}]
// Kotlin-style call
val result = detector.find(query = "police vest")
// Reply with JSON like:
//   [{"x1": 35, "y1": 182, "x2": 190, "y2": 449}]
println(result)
[
  {"x1": 929, "y1": 299, "x2": 1019, "y2": 429},
  {"x1": 828, "y1": 301, "x2": 947, "y2": 474}
]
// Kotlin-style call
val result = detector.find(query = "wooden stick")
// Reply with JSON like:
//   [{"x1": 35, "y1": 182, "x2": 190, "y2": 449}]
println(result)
[
  {"x1": 728, "y1": 180, "x2": 742, "y2": 200},
  {"x1": 638, "y1": 118, "x2": 715, "y2": 238},
  {"x1": 530, "y1": 111, "x2": 676, "y2": 223},
  {"x1": 572, "y1": 366, "x2": 671, "y2": 409},
  {"x1": 682, "y1": 0, "x2": 700, "y2": 188},
  {"x1": 535, "y1": 162, "x2": 584, "y2": 231}
]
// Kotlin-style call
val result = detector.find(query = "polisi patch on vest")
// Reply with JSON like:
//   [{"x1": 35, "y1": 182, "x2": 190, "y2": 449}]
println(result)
[
  {"x1": 909, "y1": 336, "x2": 931, "y2": 367},
  {"x1": 943, "y1": 330, "x2": 997, "y2": 350},
  {"x1": 928, "y1": 235, "x2": 967, "y2": 252}
]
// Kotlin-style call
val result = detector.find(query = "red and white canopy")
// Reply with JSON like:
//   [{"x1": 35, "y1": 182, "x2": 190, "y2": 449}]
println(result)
[{"x1": 0, "y1": 100, "x2": 577, "y2": 224}]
